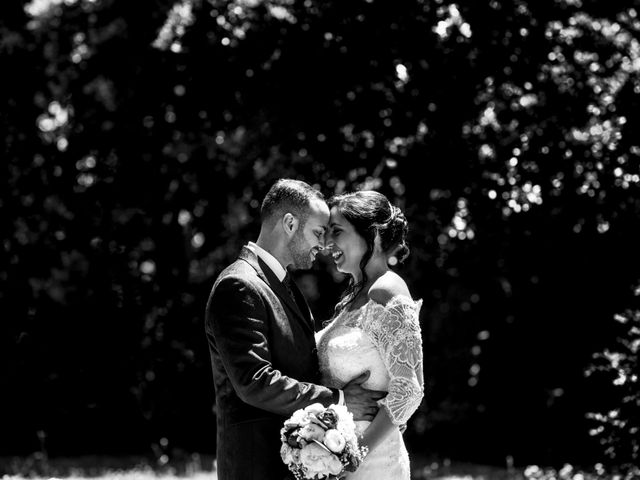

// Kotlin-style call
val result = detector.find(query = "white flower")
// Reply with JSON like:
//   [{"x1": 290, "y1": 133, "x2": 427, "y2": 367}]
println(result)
[
  {"x1": 304, "y1": 403, "x2": 325, "y2": 415},
  {"x1": 323, "y1": 429, "x2": 346, "y2": 453},
  {"x1": 329, "y1": 403, "x2": 349, "y2": 417},
  {"x1": 326, "y1": 453, "x2": 344, "y2": 475},
  {"x1": 284, "y1": 408, "x2": 308, "y2": 427},
  {"x1": 299, "y1": 423, "x2": 326, "y2": 442},
  {"x1": 333, "y1": 409, "x2": 357, "y2": 441},
  {"x1": 299, "y1": 443, "x2": 342, "y2": 476},
  {"x1": 280, "y1": 443, "x2": 301, "y2": 465},
  {"x1": 332, "y1": 405, "x2": 354, "y2": 428}
]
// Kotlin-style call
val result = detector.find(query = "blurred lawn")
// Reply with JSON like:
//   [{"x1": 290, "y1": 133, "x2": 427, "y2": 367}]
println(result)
[
  {"x1": 1, "y1": 472, "x2": 213, "y2": 480},
  {"x1": 0, "y1": 454, "x2": 525, "y2": 480}
]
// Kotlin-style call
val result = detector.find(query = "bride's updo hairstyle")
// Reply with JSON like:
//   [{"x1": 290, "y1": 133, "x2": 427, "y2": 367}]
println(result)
[{"x1": 328, "y1": 190, "x2": 409, "y2": 313}]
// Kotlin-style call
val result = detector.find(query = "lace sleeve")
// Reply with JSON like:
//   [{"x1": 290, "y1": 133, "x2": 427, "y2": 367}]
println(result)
[{"x1": 365, "y1": 296, "x2": 424, "y2": 426}]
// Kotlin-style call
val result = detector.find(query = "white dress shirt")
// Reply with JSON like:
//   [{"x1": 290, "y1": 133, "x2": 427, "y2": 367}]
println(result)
[{"x1": 248, "y1": 242, "x2": 287, "y2": 281}]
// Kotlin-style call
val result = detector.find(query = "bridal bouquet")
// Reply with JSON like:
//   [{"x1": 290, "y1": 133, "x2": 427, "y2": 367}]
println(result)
[{"x1": 280, "y1": 403, "x2": 368, "y2": 479}]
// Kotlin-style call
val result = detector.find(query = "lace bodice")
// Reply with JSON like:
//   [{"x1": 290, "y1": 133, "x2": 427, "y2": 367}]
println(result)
[{"x1": 316, "y1": 295, "x2": 424, "y2": 426}]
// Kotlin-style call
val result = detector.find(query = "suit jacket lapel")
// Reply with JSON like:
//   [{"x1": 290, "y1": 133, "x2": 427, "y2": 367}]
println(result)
[{"x1": 238, "y1": 247, "x2": 314, "y2": 334}]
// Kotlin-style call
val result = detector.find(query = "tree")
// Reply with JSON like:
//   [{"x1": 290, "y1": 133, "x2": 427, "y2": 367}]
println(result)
[{"x1": 2, "y1": 0, "x2": 639, "y2": 469}]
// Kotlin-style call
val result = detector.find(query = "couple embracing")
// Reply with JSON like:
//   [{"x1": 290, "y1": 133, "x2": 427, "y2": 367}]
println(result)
[{"x1": 204, "y1": 179, "x2": 424, "y2": 480}]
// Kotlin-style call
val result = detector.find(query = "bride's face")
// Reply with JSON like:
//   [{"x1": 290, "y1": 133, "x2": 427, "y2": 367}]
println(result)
[{"x1": 327, "y1": 206, "x2": 367, "y2": 279}]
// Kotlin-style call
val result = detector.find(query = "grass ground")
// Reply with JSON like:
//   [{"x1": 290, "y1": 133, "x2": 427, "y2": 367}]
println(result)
[
  {"x1": 5, "y1": 456, "x2": 631, "y2": 480},
  {"x1": 0, "y1": 454, "x2": 524, "y2": 480}
]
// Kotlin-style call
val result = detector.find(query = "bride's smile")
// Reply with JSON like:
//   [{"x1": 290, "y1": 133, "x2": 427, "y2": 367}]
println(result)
[
  {"x1": 330, "y1": 247, "x2": 344, "y2": 262},
  {"x1": 327, "y1": 207, "x2": 368, "y2": 277}
]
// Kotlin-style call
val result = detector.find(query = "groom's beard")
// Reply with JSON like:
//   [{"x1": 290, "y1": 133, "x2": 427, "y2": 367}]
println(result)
[{"x1": 288, "y1": 230, "x2": 313, "y2": 270}]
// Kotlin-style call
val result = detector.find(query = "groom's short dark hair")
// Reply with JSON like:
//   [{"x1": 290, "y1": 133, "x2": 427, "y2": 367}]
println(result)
[{"x1": 261, "y1": 179, "x2": 325, "y2": 226}]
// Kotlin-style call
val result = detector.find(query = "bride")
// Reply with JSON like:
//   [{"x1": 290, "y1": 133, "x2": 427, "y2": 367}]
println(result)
[{"x1": 316, "y1": 190, "x2": 424, "y2": 480}]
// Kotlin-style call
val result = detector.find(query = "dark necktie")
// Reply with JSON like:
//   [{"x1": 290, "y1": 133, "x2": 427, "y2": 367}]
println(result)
[
  {"x1": 283, "y1": 273, "x2": 313, "y2": 325},
  {"x1": 282, "y1": 273, "x2": 297, "y2": 303}
]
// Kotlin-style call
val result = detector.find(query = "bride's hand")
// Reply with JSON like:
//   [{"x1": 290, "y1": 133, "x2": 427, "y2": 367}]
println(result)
[{"x1": 342, "y1": 371, "x2": 387, "y2": 421}]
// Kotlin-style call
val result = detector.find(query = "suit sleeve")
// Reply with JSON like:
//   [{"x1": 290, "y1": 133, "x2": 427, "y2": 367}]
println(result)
[{"x1": 206, "y1": 275, "x2": 340, "y2": 416}]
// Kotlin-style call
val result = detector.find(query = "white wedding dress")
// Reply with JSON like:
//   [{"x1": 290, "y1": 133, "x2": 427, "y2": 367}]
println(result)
[{"x1": 316, "y1": 295, "x2": 424, "y2": 480}]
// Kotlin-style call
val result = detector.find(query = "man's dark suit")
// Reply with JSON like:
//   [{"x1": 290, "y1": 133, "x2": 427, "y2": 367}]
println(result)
[{"x1": 205, "y1": 246, "x2": 340, "y2": 480}]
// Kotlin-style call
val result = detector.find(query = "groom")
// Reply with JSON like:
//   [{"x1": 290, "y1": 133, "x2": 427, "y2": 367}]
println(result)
[{"x1": 205, "y1": 179, "x2": 385, "y2": 480}]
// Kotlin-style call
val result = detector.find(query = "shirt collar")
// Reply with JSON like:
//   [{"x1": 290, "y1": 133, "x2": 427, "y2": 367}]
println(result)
[{"x1": 247, "y1": 242, "x2": 287, "y2": 281}]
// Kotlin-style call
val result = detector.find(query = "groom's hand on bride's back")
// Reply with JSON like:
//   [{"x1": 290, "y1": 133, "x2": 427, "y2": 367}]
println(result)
[{"x1": 342, "y1": 371, "x2": 387, "y2": 421}]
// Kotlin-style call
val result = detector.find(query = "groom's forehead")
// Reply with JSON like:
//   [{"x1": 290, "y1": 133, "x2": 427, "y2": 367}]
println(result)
[
  {"x1": 306, "y1": 198, "x2": 330, "y2": 219},
  {"x1": 305, "y1": 217, "x2": 329, "y2": 233},
  {"x1": 307, "y1": 215, "x2": 329, "y2": 230}
]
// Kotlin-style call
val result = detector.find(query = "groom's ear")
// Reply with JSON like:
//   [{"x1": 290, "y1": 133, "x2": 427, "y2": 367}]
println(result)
[{"x1": 281, "y1": 212, "x2": 299, "y2": 236}]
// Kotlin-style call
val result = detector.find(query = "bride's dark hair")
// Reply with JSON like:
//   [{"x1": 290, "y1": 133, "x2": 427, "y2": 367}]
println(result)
[{"x1": 328, "y1": 190, "x2": 409, "y2": 314}]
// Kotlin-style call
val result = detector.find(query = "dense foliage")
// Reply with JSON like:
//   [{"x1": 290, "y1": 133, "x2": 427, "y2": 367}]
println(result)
[
  {"x1": 585, "y1": 284, "x2": 639, "y2": 470},
  {"x1": 2, "y1": 0, "x2": 639, "y2": 471}
]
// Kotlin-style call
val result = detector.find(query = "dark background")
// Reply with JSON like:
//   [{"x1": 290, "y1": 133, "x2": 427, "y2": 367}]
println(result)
[{"x1": 1, "y1": 0, "x2": 639, "y2": 473}]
